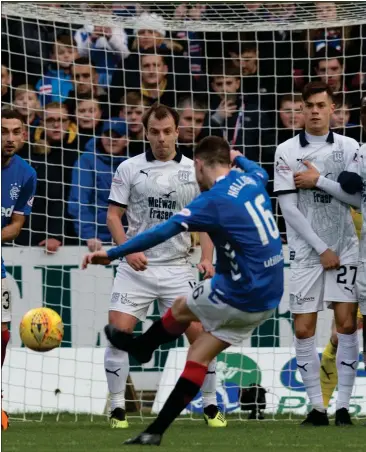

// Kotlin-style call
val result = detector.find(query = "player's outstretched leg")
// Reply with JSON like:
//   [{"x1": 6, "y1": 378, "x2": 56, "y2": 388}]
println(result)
[
  {"x1": 123, "y1": 331, "x2": 229, "y2": 446},
  {"x1": 185, "y1": 324, "x2": 226, "y2": 427},
  {"x1": 105, "y1": 299, "x2": 191, "y2": 363},
  {"x1": 320, "y1": 319, "x2": 338, "y2": 409},
  {"x1": 334, "y1": 302, "x2": 358, "y2": 426}
]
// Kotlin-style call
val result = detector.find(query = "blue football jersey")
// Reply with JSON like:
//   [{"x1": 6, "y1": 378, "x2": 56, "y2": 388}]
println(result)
[
  {"x1": 1, "y1": 154, "x2": 37, "y2": 278},
  {"x1": 172, "y1": 157, "x2": 284, "y2": 312}
]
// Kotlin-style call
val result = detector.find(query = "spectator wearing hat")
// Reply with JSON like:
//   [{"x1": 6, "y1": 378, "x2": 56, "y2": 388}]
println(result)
[
  {"x1": 68, "y1": 118, "x2": 129, "y2": 251},
  {"x1": 110, "y1": 13, "x2": 190, "y2": 105}
]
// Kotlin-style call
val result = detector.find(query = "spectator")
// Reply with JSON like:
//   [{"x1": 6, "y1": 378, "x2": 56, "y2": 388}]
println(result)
[
  {"x1": 331, "y1": 93, "x2": 363, "y2": 142},
  {"x1": 1, "y1": 13, "x2": 74, "y2": 87},
  {"x1": 13, "y1": 84, "x2": 41, "y2": 143},
  {"x1": 16, "y1": 102, "x2": 79, "y2": 252},
  {"x1": 314, "y1": 47, "x2": 361, "y2": 123},
  {"x1": 119, "y1": 92, "x2": 148, "y2": 156},
  {"x1": 173, "y1": 4, "x2": 206, "y2": 78},
  {"x1": 75, "y1": 97, "x2": 103, "y2": 152},
  {"x1": 226, "y1": 41, "x2": 275, "y2": 115},
  {"x1": 36, "y1": 34, "x2": 78, "y2": 106},
  {"x1": 110, "y1": 13, "x2": 190, "y2": 105},
  {"x1": 1, "y1": 64, "x2": 12, "y2": 109},
  {"x1": 277, "y1": 93, "x2": 304, "y2": 143},
  {"x1": 66, "y1": 57, "x2": 109, "y2": 116},
  {"x1": 209, "y1": 63, "x2": 273, "y2": 161},
  {"x1": 177, "y1": 95, "x2": 209, "y2": 159},
  {"x1": 74, "y1": 23, "x2": 130, "y2": 87},
  {"x1": 68, "y1": 119, "x2": 128, "y2": 251},
  {"x1": 137, "y1": 51, "x2": 184, "y2": 107}
]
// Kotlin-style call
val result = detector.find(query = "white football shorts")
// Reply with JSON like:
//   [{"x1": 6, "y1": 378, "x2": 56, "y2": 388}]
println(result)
[
  {"x1": 356, "y1": 262, "x2": 366, "y2": 316},
  {"x1": 289, "y1": 264, "x2": 358, "y2": 314},
  {"x1": 2, "y1": 278, "x2": 11, "y2": 323},
  {"x1": 186, "y1": 279, "x2": 274, "y2": 345},
  {"x1": 110, "y1": 262, "x2": 196, "y2": 321}
]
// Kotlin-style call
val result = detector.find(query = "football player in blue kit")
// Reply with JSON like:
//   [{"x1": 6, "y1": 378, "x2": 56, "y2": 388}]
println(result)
[
  {"x1": 1, "y1": 110, "x2": 37, "y2": 369},
  {"x1": 83, "y1": 136, "x2": 284, "y2": 446}
]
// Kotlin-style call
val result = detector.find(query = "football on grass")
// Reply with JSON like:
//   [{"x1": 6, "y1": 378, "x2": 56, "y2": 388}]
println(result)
[{"x1": 19, "y1": 307, "x2": 64, "y2": 352}]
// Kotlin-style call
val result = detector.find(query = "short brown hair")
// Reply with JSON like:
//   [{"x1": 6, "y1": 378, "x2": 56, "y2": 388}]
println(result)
[
  {"x1": 280, "y1": 93, "x2": 303, "y2": 107},
  {"x1": 142, "y1": 103, "x2": 179, "y2": 130},
  {"x1": 211, "y1": 62, "x2": 240, "y2": 79},
  {"x1": 2, "y1": 109, "x2": 25, "y2": 124},
  {"x1": 14, "y1": 84, "x2": 37, "y2": 99},
  {"x1": 55, "y1": 34, "x2": 76, "y2": 48},
  {"x1": 302, "y1": 81, "x2": 333, "y2": 102},
  {"x1": 194, "y1": 136, "x2": 231, "y2": 167},
  {"x1": 332, "y1": 93, "x2": 351, "y2": 109},
  {"x1": 121, "y1": 92, "x2": 149, "y2": 108}
]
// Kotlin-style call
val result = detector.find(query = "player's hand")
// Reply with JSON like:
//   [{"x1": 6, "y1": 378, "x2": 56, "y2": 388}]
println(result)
[
  {"x1": 197, "y1": 259, "x2": 215, "y2": 279},
  {"x1": 82, "y1": 250, "x2": 111, "y2": 269},
  {"x1": 87, "y1": 238, "x2": 102, "y2": 252},
  {"x1": 126, "y1": 252, "x2": 148, "y2": 271},
  {"x1": 294, "y1": 161, "x2": 320, "y2": 189},
  {"x1": 38, "y1": 238, "x2": 62, "y2": 254},
  {"x1": 320, "y1": 249, "x2": 340, "y2": 270},
  {"x1": 230, "y1": 149, "x2": 243, "y2": 165}
]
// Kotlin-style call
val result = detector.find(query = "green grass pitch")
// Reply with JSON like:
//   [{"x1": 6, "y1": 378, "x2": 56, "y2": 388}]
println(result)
[{"x1": 3, "y1": 414, "x2": 366, "y2": 452}]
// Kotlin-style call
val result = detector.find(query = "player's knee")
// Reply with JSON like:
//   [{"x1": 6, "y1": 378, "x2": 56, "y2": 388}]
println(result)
[
  {"x1": 108, "y1": 311, "x2": 137, "y2": 334},
  {"x1": 1, "y1": 323, "x2": 8, "y2": 332},
  {"x1": 336, "y1": 319, "x2": 357, "y2": 335},
  {"x1": 330, "y1": 332, "x2": 338, "y2": 346},
  {"x1": 294, "y1": 325, "x2": 315, "y2": 339}
]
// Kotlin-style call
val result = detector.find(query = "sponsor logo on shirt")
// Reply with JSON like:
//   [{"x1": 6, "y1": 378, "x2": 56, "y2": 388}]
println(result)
[
  {"x1": 1, "y1": 206, "x2": 14, "y2": 218},
  {"x1": 313, "y1": 191, "x2": 332, "y2": 203},
  {"x1": 264, "y1": 251, "x2": 284, "y2": 268},
  {"x1": 275, "y1": 157, "x2": 290, "y2": 174}
]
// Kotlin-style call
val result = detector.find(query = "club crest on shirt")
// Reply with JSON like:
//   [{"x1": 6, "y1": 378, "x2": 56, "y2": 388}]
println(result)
[
  {"x1": 332, "y1": 150, "x2": 344, "y2": 163},
  {"x1": 178, "y1": 170, "x2": 190, "y2": 182},
  {"x1": 10, "y1": 183, "x2": 21, "y2": 200}
]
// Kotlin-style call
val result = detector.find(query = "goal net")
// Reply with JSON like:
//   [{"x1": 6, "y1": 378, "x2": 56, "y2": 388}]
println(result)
[{"x1": 1, "y1": 1, "x2": 366, "y2": 421}]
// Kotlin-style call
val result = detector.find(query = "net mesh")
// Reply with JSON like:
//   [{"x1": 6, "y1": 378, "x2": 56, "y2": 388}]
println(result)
[{"x1": 1, "y1": 1, "x2": 365, "y2": 421}]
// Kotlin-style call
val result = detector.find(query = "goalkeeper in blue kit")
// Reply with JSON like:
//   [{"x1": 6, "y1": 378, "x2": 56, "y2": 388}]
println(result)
[{"x1": 83, "y1": 136, "x2": 284, "y2": 446}]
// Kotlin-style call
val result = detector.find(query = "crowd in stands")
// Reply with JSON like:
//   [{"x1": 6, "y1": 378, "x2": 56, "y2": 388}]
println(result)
[{"x1": 1, "y1": 2, "x2": 365, "y2": 252}]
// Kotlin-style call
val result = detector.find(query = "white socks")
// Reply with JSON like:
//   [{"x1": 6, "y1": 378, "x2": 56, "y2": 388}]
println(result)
[
  {"x1": 295, "y1": 335, "x2": 325, "y2": 412},
  {"x1": 336, "y1": 331, "x2": 359, "y2": 411},
  {"x1": 104, "y1": 345, "x2": 129, "y2": 411},
  {"x1": 201, "y1": 357, "x2": 218, "y2": 408}
]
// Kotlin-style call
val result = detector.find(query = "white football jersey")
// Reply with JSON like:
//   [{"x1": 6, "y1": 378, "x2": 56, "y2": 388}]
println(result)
[
  {"x1": 274, "y1": 130, "x2": 359, "y2": 267},
  {"x1": 359, "y1": 143, "x2": 366, "y2": 262},
  {"x1": 109, "y1": 149, "x2": 199, "y2": 265}
]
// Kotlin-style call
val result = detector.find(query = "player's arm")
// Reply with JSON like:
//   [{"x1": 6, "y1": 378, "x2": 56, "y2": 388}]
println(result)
[
  {"x1": 1, "y1": 214, "x2": 26, "y2": 242},
  {"x1": 2, "y1": 170, "x2": 37, "y2": 243},
  {"x1": 274, "y1": 146, "x2": 338, "y2": 269},
  {"x1": 107, "y1": 163, "x2": 148, "y2": 271},
  {"x1": 231, "y1": 151, "x2": 269, "y2": 186},
  {"x1": 83, "y1": 194, "x2": 216, "y2": 267}
]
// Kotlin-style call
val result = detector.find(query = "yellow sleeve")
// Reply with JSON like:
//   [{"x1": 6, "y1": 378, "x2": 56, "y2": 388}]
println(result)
[{"x1": 351, "y1": 208, "x2": 362, "y2": 240}]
